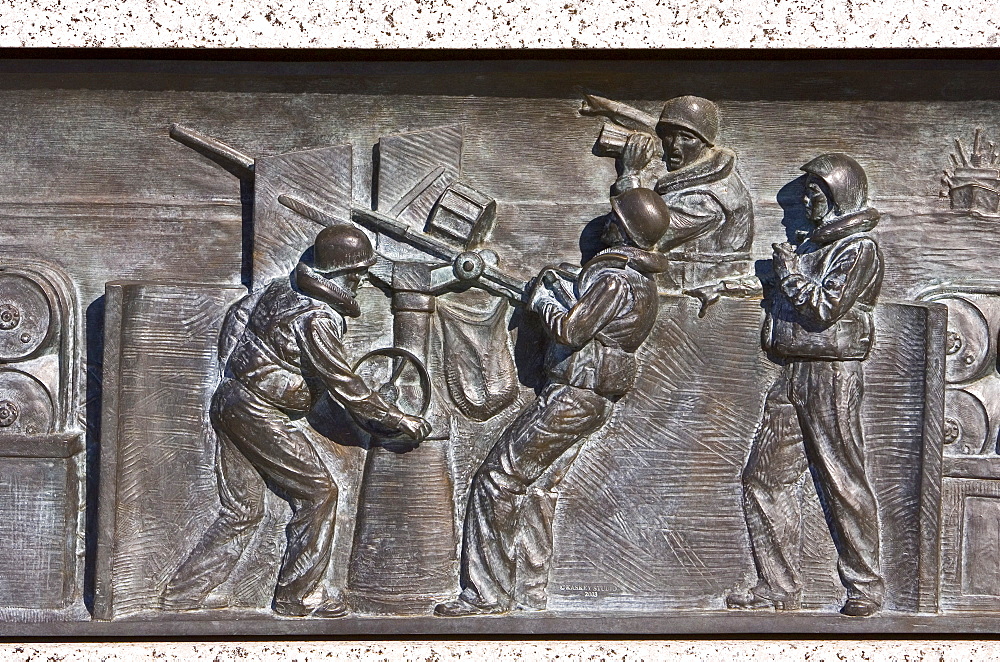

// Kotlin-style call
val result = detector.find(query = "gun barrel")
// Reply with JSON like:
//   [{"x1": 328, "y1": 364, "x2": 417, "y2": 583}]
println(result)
[
  {"x1": 352, "y1": 206, "x2": 526, "y2": 300},
  {"x1": 169, "y1": 124, "x2": 255, "y2": 179},
  {"x1": 479, "y1": 264, "x2": 526, "y2": 302},
  {"x1": 351, "y1": 206, "x2": 455, "y2": 262}
]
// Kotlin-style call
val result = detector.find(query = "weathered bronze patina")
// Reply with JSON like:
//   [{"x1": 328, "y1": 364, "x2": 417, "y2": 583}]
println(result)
[{"x1": 0, "y1": 56, "x2": 999, "y2": 635}]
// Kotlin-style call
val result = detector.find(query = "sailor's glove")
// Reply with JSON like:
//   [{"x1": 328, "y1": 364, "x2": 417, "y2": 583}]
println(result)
[
  {"x1": 621, "y1": 132, "x2": 655, "y2": 172},
  {"x1": 527, "y1": 270, "x2": 556, "y2": 314},
  {"x1": 398, "y1": 414, "x2": 432, "y2": 444},
  {"x1": 772, "y1": 242, "x2": 799, "y2": 281}
]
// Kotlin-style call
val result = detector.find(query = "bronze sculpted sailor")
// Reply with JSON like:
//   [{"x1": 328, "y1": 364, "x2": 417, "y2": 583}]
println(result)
[
  {"x1": 727, "y1": 154, "x2": 885, "y2": 617},
  {"x1": 434, "y1": 187, "x2": 670, "y2": 617},
  {"x1": 161, "y1": 225, "x2": 431, "y2": 618},
  {"x1": 582, "y1": 94, "x2": 756, "y2": 312}
]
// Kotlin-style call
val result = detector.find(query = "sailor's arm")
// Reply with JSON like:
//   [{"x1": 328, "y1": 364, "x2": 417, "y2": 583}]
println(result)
[
  {"x1": 298, "y1": 314, "x2": 429, "y2": 439},
  {"x1": 613, "y1": 134, "x2": 665, "y2": 194},
  {"x1": 779, "y1": 238, "x2": 880, "y2": 325},
  {"x1": 533, "y1": 272, "x2": 628, "y2": 348}
]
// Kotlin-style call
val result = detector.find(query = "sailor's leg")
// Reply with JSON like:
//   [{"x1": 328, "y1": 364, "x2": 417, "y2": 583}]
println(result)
[
  {"x1": 161, "y1": 382, "x2": 268, "y2": 609},
  {"x1": 738, "y1": 372, "x2": 809, "y2": 606},
  {"x1": 790, "y1": 360, "x2": 884, "y2": 610},
  {"x1": 448, "y1": 384, "x2": 611, "y2": 613}
]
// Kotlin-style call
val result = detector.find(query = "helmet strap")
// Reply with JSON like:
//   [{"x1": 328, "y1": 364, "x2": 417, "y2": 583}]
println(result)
[{"x1": 295, "y1": 262, "x2": 362, "y2": 318}]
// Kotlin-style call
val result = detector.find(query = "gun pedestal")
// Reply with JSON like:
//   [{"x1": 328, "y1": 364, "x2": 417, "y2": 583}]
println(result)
[{"x1": 347, "y1": 261, "x2": 457, "y2": 615}]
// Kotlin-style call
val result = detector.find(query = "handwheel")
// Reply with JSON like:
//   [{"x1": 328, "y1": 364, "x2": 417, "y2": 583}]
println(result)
[{"x1": 350, "y1": 347, "x2": 431, "y2": 439}]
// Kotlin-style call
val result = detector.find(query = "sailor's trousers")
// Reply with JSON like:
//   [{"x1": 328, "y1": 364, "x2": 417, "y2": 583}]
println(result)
[
  {"x1": 742, "y1": 359, "x2": 884, "y2": 605},
  {"x1": 162, "y1": 379, "x2": 338, "y2": 609},
  {"x1": 458, "y1": 383, "x2": 613, "y2": 609}
]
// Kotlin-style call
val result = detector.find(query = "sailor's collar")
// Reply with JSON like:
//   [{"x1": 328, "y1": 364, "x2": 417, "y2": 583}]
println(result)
[
  {"x1": 583, "y1": 245, "x2": 669, "y2": 276},
  {"x1": 655, "y1": 146, "x2": 736, "y2": 195},
  {"x1": 809, "y1": 207, "x2": 880, "y2": 245},
  {"x1": 294, "y1": 262, "x2": 362, "y2": 318}
]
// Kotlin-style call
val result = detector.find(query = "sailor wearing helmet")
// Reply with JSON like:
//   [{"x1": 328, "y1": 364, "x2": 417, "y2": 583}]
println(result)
[
  {"x1": 613, "y1": 95, "x2": 755, "y2": 300},
  {"x1": 434, "y1": 187, "x2": 670, "y2": 617},
  {"x1": 162, "y1": 224, "x2": 431, "y2": 618},
  {"x1": 727, "y1": 153, "x2": 885, "y2": 617}
]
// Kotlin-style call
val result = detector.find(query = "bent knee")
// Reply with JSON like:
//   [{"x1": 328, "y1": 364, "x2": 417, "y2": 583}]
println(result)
[
  {"x1": 472, "y1": 465, "x2": 527, "y2": 502},
  {"x1": 299, "y1": 473, "x2": 339, "y2": 505}
]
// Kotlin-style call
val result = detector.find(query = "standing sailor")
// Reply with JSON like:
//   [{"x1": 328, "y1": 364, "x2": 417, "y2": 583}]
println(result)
[{"x1": 728, "y1": 154, "x2": 885, "y2": 617}]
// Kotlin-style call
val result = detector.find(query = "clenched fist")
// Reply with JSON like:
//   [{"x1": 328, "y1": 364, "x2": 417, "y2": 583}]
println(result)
[{"x1": 398, "y1": 414, "x2": 432, "y2": 443}]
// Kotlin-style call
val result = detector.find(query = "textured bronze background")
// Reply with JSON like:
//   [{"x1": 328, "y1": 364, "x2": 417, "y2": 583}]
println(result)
[{"x1": 0, "y1": 57, "x2": 998, "y2": 634}]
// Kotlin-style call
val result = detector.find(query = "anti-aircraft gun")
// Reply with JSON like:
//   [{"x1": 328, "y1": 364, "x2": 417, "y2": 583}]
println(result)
[
  {"x1": 170, "y1": 123, "x2": 585, "y2": 429},
  {"x1": 171, "y1": 123, "x2": 528, "y2": 299},
  {"x1": 170, "y1": 122, "x2": 537, "y2": 422}
]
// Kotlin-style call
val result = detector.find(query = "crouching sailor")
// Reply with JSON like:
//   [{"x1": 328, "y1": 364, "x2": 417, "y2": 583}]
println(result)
[{"x1": 162, "y1": 224, "x2": 431, "y2": 618}]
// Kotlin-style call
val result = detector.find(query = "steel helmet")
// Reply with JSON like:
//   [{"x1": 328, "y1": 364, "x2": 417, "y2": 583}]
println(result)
[
  {"x1": 800, "y1": 153, "x2": 870, "y2": 216},
  {"x1": 656, "y1": 96, "x2": 719, "y2": 146},
  {"x1": 312, "y1": 224, "x2": 376, "y2": 273},
  {"x1": 610, "y1": 188, "x2": 672, "y2": 250}
]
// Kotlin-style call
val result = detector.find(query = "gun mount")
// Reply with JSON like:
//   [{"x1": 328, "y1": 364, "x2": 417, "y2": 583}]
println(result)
[
  {"x1": 171, "y1": 123, "x2": 525, "y2": 303},
  {"x1": 278, "y1": 194, "x2": 527, "y2": 303}
]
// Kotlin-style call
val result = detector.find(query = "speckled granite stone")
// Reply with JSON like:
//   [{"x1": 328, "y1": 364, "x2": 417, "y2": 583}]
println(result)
[
  {"x1": 0, "y1": 2, "x2": 994, "y2": 660},
  {"x1": 0, "y1": 0, "x2": 996, "y2": 47}
]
